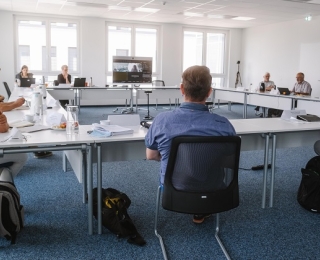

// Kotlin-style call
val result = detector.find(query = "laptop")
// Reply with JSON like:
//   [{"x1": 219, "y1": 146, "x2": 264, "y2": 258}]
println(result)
[
  {"x1": 20, "y1": 78, "x2": 35, "y2": 87},
  {"x1": 74, "y1": 78, "x2": 86, "y2": 87},
  {"x1": 297, "y1": 114, "x2": 320, "y2": 122},
  {"x1": 277, "y1": 87, "x2": 291, "y2": 95}
]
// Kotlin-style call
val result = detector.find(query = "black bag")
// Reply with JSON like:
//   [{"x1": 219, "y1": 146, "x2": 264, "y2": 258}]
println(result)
[
  {"x1": 0, "y1": 181, "x2": 24, "y2": 244},
  {"x1": 92, "y1": 187, "x2": 146, "y2": 246},
  {"x1": 297, "y1": 156, "x2": 320, "y2": 212}
]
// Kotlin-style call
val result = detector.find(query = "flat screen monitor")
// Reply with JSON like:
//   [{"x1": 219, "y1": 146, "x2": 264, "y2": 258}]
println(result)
[
  {"x1": 112, "y1": 56, "x2": 152, "y2": 84},
  {"x1": 74, "y1": 78, "x2": 86, "y2": 87},
  {"x1": 20, "y1": 78, "x2": 35, "y2": 87}
]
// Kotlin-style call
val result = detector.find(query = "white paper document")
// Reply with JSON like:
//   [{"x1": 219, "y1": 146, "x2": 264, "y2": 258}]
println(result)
[
  {"x1": 92, "y1": 123, "x2": 134, "y2": 136},
  {"x1": 8, "y1": 119, "x2": 34, "y2": 128}
]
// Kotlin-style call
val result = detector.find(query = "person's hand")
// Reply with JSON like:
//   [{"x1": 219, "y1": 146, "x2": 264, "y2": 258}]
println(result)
[
  {"x1": 0, "y1": 95, "x2": 4, "y2": 102},
  {"x1": 0, "y1": 111, "x2": 9, "y2": 133},
  {"x1": 14, "y1": 97, "x2": 25, "y2": 107}
]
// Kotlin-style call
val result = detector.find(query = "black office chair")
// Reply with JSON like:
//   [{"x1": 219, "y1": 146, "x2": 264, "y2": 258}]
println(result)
[
  {"x1": 155, "y1": 135, "x2": 241, "y2": 260},
  {"x1": 3, "y1": 82, "x2": 11, "y2": 98}
]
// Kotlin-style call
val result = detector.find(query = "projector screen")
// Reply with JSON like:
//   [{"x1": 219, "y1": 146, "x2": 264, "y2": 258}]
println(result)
[{"x1": 112, "y1": 56, "x2": 152, "y2": 84}]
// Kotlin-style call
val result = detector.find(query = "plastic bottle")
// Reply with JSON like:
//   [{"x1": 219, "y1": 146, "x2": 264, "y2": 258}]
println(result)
[{"x1": 66, "y1": 106, "x2": 79, "y2": 135}]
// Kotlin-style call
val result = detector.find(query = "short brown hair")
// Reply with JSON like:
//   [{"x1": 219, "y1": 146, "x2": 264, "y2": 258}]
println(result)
[{"x1": 182, "y1": 65, "x2": 212, "y2": 102}]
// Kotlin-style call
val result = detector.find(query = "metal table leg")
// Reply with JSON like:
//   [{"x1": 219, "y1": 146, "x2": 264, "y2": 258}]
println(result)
[
  {"x1": 269, "y1": 134, "x2": 277, "y2": 207},
  {"x1": 262, "y1": 133, "x2": 270, "y2": 209}
]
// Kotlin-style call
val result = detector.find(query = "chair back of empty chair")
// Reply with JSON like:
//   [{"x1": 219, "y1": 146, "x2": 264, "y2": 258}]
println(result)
[
  {"x1": 3, "y1": 82, "x2": 11, "y2": 98},
  {"x1": 162, "y1": 135, "x2": 241, "y2": 214},
  {"x1": 152, "y1": 80, "x2": 165, "y2": 87}
]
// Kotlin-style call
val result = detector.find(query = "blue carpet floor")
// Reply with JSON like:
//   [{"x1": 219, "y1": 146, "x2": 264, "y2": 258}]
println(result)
[{"x1": 1, "y1": 104, "x2": 319, "y2": 259}]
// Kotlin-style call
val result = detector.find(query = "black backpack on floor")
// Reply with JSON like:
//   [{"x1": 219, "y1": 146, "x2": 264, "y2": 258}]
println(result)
[
  {"x1": 297, "y1": 156, "x2": 320, "y2": 213},
  {"x1": 0, "y1": 181, "x2": 24, "y2": 244},
  {"x1": 92, "y1": 187, "x2": 146, "y2": 246}
]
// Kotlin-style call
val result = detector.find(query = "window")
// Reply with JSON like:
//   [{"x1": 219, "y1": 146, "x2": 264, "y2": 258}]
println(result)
[
  {"x1": 106, "y1": 24, "x2": 159, "y2": 83},
  {"x1": 16, "y1": 18, "x2": 79, "y2": 82},
  {"x1": 183, "y1": 28, "x2": 228, "y2": 87}
]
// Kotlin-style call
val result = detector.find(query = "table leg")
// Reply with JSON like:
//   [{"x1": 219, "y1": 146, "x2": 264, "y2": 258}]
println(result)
[
  {"x1": 87, "y1": 144, "x2": 93, "y2": 235},
  {"x1": 269, "y1": 134, "x2": 277, "y2": 207},
  {"x1": 97, "y1": 144, "x2": 102, "y2": 235},
  {"x1": 262, "y1": 133, "x2": 270, "y2": 209},
  {"x1": 243, "y1": 93, "x2": 247, "y2": 119},
  {"x1": 82, "y1": 148, "x2": 87, "y2": 204},
  {"x1": 62, "y1": 152, "x2": 67, "y2": 172}
]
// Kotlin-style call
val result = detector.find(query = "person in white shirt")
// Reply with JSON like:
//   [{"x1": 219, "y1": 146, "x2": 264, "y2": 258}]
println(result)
[
  {"x1": 291, "y1": 72, "x2": 311, "y2": 95},
  {"x1": 255, "y1": 72, "x2": 276, "y2": 116}
]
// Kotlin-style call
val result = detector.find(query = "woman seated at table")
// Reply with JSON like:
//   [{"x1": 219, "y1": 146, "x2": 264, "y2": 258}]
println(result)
[
  {"x1": 0, "y1": 111, "x2": 28, "y2": 182},
  {"x1": 15, "y1": 65, "x2": 33, "y2": 86},
  {"x1": 56, "y1": 65, "x2": 71, "y2": 107}
]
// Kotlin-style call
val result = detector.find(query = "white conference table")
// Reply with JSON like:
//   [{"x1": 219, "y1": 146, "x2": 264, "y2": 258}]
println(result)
[
  {"x1": 47, "y1": 85, "x2": 182, "y2": 109},
  {"x1": 1, "y1": 87, "x2": 99, "y2": 235},
  {"x1": 213, "y1": 87, "x2": 320, "y2": 118},
  {"x1": 77, "y1": 117, "x2": 320, "y2": 234}
]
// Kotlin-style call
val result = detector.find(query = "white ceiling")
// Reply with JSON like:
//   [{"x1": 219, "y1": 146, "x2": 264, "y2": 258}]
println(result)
[{"x1": 1, "y1": 0, "x2": 320, "y2": 28}]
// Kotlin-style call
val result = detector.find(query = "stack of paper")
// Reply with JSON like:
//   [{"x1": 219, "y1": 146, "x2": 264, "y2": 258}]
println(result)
[
  {"x1": 92, "y1": 123, "x2": 133, "y2": 136},
  {"x1": 8, "y1": 120, "x2": 34, "y2": 128}
]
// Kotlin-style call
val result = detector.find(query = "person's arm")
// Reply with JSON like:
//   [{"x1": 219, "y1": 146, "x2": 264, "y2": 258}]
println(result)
[
  {"x1": 0, "y1": 111, "x2": 9, "y2": 133},
  {"x1": 0, "y1": 98, "x2": 25, "y2": 112},
  {"x1": 0, "y1": 95, "x2": 4, "y2": 102},
  {"x1": 67, "y1": 74, "x2": 71, "y2": 84},
  {"x1": 57, "y1": 74, "x2": 64, "y2": 84},
  {"x1": 146, "y1": 148, "x2": 161, "y2": 161}
]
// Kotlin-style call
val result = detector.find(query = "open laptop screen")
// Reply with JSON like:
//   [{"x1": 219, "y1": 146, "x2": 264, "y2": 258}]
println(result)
[
  {"x1": 74, "y1": 78, "x2": 86, "y2": 87},
  {"x1": 20, "y1": 78, "x2": 35, "y2": 87},
  {"x1": 277, "y1": 87, "x2": 290, "y2": 95}
]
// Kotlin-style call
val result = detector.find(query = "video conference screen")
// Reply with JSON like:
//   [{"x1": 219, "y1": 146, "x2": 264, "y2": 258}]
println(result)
[{"x1": 112, "y1": 56, "x2": 152, "y2": 84}]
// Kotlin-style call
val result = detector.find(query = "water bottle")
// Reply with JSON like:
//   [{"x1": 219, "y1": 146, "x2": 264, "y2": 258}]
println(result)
[
  {"x1": 39, "y1": 85, "x2": 47, "y2": 111},
  {"x1": 30, "y1": 91, "x2": 42, "y2": 121},
  {"x1": 66, "y1": 106, "x2": 79, "y2": 135}
]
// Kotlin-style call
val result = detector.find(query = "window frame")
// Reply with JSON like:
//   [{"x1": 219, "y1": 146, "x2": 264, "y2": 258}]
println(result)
[
  {"x1": 182, "y1": 27, "x2": 229, "y2": 87},
  {"x1": 14, "y1": 15, "x2": 80, "y2": 81},
  {"x1": 106, "y1": 21, "x2": 161, "y2": 82}
]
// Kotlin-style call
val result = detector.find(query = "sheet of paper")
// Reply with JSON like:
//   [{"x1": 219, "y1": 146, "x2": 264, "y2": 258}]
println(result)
[{"x1": 46, "y1": 112, "x2": 66, "y2": 126}]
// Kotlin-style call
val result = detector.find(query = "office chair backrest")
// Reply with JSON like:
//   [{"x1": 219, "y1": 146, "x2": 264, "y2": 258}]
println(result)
[
  {"x1": 162, "y1": 135, "x2": 241, "y2": 214},
  {"x1": 3, "y1": 82, "x2": 11, "y2": 98},
  {"x1": 152, "y1": 80, "x2": 165, "y2": 87}
]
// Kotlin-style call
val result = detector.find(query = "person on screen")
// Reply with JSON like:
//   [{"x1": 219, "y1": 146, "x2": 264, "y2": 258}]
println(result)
[
  {"x1": 57, "y1": 65, "x2": 71, "y2": 84},
  {"x1": 0, "y1": 111, "x2": 28, "y2": 182},
  {"x1": 131, "y1": 65, "x2": 138, "y2": 72},
  {"x1": 291, "y1": 72, "x2": 311, "y2": 95},
  {"x1": 145, "y1": 65, "x2": 236, "y2": 224},
  {"x1": 255, "y1": 72, "x2": 276, "y2": 116},
  {"x1": 57, "y1": 65, "x2": 71, "y2": 107},
  {"x1": 15, "y1": 65, "x2": 33, "y2": 86}
]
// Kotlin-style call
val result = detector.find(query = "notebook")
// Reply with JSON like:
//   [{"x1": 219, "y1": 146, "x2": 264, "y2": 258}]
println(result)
[
  {"x1": 297, "y1": 114, "x2": 320, "y2": 122},
  {"x1": 20, "y1": 78, "x2": 35, "y2": 87},
  {"x1": 277, "y1": 87, "x2": 290, "y2": 95},
  {"x1": 74, "y1": 78, "x2": 86, "y2": 87}
]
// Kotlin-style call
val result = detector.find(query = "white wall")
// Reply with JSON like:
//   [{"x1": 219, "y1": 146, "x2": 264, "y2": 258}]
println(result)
[
  {"x1": 0, "y1": 10, "x2": 242, "y2": 98},
  {"x1": 0, "y1": 12, "x2": 15, "y2": 99},
  {"x1": 242, "y1": 16, "x2": 320, "y2": 97}
]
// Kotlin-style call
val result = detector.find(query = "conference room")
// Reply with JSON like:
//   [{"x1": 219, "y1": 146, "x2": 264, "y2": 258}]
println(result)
[{"x1": 1, "y1": 0, "x2": 320, "y2": 259}]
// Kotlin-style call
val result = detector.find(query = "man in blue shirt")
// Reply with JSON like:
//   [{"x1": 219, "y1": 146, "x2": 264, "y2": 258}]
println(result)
[{"x1": 145, "y1": 65, "x2": 236, "y2": 224}]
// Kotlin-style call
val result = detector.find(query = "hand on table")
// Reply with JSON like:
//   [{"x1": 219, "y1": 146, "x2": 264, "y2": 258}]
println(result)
[{"x1": 0, "y1": 111, "x2": 9, "y2": 133}]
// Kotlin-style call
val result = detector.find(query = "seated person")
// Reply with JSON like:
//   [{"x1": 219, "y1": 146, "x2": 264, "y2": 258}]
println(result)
[
  {"x1": 57, "y1": 65, "x2": 71, "y2": 107},
  {"x1": 268, "y1": 72, "x2": 312, "y2": 117},
  {"x1": 255, "y1": 72, "x2": 275, "y2": 116},
  {"x1": 145, "y1": 65, "x2": 236, "y2": 224},
  {"x1": 15, "y1": 65, "x2": 33, "y2": 86},
  {"x1": 0, "y1": 111, "x2": 28, "y2": 182},
  {"x1": 291, "y1": 72, "x2": 312, "y2": 95}
]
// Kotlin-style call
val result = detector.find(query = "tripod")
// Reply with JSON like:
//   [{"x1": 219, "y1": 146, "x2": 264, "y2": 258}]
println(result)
[
  {"x1": 144, "y1": 90, "x2": 153, "y2": 120},
  {"x1": 235, "y1": 63, "x2": 242, "y2": 88}
]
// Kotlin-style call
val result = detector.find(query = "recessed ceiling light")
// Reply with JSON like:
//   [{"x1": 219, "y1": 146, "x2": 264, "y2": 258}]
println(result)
[
  {"x1": 232, "y1": 16, "x2": 255, "y2": 21},
  {"x1": 183, "y1": 12, "x2": 204, "y2": 17},
  {"x1": 134, "y1": 7, "x2": 159, "y2": 13},
  {"x1": 305, "y1": 15, "x2": 312, "y2": 21}
]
